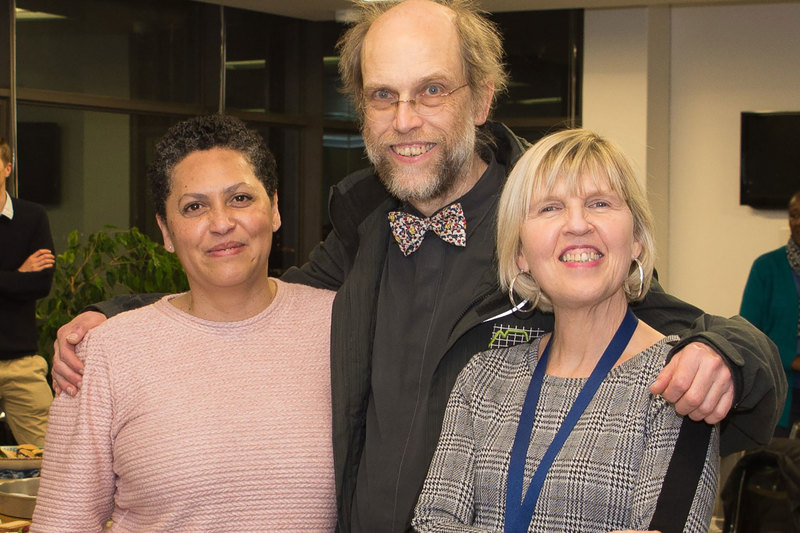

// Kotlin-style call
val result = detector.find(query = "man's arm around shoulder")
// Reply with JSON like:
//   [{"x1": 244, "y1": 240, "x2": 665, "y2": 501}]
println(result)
[{"x1": 634, "y1": 279, "x2": 786, "y2": 455}]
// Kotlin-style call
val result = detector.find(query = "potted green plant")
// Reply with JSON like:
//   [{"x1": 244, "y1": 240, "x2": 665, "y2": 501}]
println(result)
[{"x1": 35, "y1": 226, "x2": 188, "y2": 365}]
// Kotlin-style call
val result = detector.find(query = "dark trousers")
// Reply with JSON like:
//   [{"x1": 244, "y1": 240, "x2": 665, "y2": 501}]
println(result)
[{"x1": 774, "y1": 384, "x2": 800, "y2": 438}]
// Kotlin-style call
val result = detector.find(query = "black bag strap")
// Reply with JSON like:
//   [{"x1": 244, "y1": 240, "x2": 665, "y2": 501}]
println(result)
[{"x1": 648, "y1": 417, "x2": 714, "y2": 533}]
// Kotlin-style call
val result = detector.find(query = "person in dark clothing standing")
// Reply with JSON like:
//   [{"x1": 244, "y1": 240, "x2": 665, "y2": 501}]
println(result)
[
  {"x1": 51, "y1": 1, "x2": 784, "y2": 532},
  {"x1": 0, "y1": 137, "x2": 55, "y2": 447}
]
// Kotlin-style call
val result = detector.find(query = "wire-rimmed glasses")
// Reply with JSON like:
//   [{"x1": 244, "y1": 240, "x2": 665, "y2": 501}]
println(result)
[{"x1": 362, "y1": 83, "x2": 469, "y2": 119}]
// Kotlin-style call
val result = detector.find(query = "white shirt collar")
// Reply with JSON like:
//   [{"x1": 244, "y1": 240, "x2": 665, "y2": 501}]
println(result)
[{"x1": 0, "y1": 191, "x2": 13, "y2": 220}]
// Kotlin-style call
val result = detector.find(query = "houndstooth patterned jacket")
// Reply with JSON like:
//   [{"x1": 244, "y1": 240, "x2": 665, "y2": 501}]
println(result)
[{"x1": 413, "y1": 336, "x2": 719, "y2": 533}]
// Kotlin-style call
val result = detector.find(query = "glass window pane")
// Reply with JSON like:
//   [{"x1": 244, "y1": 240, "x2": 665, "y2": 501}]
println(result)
[
  {"x1": 323, "y1": 56, "x2": 358, "y2": 121},
  {"x1": 321, "y1": 21, "x2": 358, "y2": 121},
  {"x1": 15, "y1": 0, "x2": 216, "y2": 104},
  {"x1": 225, "y1": 9, "x2": 302, "y2": 114},
  {"x1": 0, "y1": 4, "x2": 9, "y2": 89},
  {"x1": 491, "y1": 10, "x2": 582, "y2": 121},
  {"x1": 16, "y1": 104, "x2": 133, "y2": 252}
]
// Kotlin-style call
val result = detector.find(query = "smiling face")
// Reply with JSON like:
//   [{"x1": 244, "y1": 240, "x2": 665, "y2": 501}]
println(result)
[
  {"x1": 157, "y1": 147, "x2": 280, "y2": 295},
  {"x1": 359, "y1": 0, "x2": 492, "y2": 207},
  {"x1": 516, "y1": 172, "x2": 641, "y2": 311}
]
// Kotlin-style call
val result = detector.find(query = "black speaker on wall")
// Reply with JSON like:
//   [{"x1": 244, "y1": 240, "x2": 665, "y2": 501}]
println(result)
[
  {"x1": 740, "y1": 111, "x2": 800, "y2": 209},
  {"x1": 16, "y1": 122, "x2": 61, "y2": 206}
]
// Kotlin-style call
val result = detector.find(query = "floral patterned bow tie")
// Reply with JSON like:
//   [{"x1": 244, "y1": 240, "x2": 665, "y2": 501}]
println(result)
[{"x1": 388, "y1": 202, "x2": 467, "y2": 256}]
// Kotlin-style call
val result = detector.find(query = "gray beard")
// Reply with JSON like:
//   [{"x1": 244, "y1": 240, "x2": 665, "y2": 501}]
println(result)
[
  {"x1": 365, "y1": 125, "x2": 477, "y2": 204},
  {"x1": 373, "y1": 148, "x2": 461, "y2": 203}
]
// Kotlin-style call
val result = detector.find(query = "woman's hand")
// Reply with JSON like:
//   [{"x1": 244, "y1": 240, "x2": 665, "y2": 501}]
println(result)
[{"x1": 51, "y1": 311, "x2": 106, "y2": 395}]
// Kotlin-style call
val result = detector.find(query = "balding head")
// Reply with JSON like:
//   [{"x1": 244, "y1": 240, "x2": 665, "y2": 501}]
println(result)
[{"x1": 337, "y1": 0, "x2": 507, "y2": 120}]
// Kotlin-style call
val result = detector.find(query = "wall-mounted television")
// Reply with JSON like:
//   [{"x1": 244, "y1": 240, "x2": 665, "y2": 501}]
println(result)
[
  {"x1": 17, "y1": 122, "x2": 61, "y2": 206},
  {"x1": 740, "y1": 111, "x2": 800, "y2": 209}
]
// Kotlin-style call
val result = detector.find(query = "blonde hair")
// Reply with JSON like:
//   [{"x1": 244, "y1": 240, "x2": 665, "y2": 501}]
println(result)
[
  {"x1": 497, "y1": 128, "x2": 656, "y2": 312},
  {"x1": 337, "y1": 0, "x2": 508, "y2": 121}
]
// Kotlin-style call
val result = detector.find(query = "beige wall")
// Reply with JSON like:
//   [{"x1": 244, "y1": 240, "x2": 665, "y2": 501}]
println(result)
[{"x1": 584, "y1": 2, "x2": 800, "y2": 317}]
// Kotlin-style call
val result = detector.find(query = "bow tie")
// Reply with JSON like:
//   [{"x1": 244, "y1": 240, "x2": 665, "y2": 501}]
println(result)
[{"x1": 388, "y1": 203, "x2": 467, "y2": 256}]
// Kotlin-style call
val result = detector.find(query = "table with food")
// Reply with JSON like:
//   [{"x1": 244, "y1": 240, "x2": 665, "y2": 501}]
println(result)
[{"x1": 0, "y1": 445, "x2": 43, "y2": 532}]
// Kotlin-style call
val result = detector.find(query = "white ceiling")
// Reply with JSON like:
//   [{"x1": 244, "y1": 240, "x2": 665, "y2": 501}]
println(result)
[{"x1": 195, "y1": 0, "x2": 796, "y2": 22}]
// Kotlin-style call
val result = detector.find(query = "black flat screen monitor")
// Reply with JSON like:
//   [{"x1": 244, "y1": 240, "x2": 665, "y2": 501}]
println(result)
[
  {"x1": 17, "y1": 122, "x2": 61, "y2": 206},
  {"x1": 740, "y1": 111, "x2": 800, "y2": 209}
]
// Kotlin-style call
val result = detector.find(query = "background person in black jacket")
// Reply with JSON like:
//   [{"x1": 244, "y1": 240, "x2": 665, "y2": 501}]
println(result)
[
  {"x1": 0, "y1": 137, "x2": 55, "y2": 447},
  {"x1": 51, "y1": 1, "x2": 784, "y2": 532}
]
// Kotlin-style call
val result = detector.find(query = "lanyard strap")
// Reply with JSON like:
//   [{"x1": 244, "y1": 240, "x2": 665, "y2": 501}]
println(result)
[{"x1": 504, "y1": 308, "x2": 638, "y2": 533}]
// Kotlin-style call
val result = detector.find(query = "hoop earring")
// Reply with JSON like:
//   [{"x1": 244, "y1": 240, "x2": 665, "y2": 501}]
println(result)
[
  {"x1": 632, "y1": 258, "x2": 644, "y2": 300},
  {"x1": 508, "y1": 270, "x2": 538, "y2": 313}
]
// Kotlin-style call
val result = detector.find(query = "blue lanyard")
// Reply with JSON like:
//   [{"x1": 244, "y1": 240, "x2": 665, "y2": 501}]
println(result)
[{"x1": 504, "y1": 308, "x2": 638, "y2": 533}]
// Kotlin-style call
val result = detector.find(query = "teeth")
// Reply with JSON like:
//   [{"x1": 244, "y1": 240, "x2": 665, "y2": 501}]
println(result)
[
  {"x1": 560, "y1": 251, "x2": 603, "y2": 263},
  {"x1": 212, "y1": 244, "x2": 239, "y2": 252},
  {"x1": 392, "y1": 144, "x2": 434, "y2": 157}
]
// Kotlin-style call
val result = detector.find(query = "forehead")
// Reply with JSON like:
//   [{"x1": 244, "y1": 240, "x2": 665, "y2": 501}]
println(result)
[
  {"x1": 361, "y1": 2, "x2": 464, "y2": 89},
  {"x1": 171, "y1": 148, "x2": 254, "y2": 186},
  {"x1": 534, "y1": 169, "x2": 620, "y2": 200}
]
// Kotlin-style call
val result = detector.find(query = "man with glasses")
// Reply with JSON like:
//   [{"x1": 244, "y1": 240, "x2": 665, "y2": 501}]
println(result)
[{"x1": 52, "y1": 1, "x2": 783, "y2": 532}]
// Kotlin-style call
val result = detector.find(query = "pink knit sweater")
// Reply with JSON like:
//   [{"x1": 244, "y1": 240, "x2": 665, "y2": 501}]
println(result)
[{"x1": 32, "y1": 280, "x2": 336, "y2": 532}]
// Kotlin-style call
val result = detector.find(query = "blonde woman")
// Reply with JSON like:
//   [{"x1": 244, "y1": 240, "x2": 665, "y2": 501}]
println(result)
[{"x1": 414, "y1": 129, "x2": 719, "y2": 533}]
